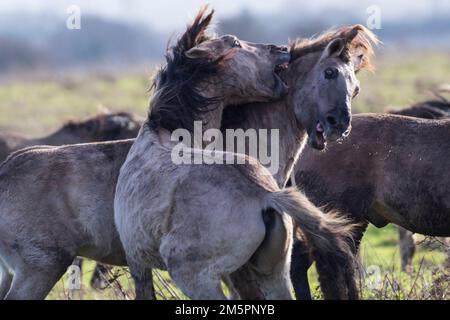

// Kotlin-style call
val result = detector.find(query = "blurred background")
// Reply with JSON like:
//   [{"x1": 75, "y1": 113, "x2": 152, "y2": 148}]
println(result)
[
  {"x1": 0, "y1": 0, "x2": 449, "y2": 299},
  {"x1": 0, "y1": 0, "x2": 449, "y2": 133},
  {"x1": 1, "y1": 0, "x2": 449, "y2": 134}
]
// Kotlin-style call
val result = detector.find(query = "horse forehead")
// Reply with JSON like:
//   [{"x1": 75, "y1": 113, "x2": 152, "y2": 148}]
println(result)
[
  {"x1": 220, "y1": 34, "x2": 236, "y2": 42},
  {"x1": 321, "y1": 58, "x2": 348, "y2": 71},
  {"x1": 206, "y1": 36, "x2": 230, "y2": 48}
]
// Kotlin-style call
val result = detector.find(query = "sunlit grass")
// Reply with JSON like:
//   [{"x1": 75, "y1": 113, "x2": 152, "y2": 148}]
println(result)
[
  {"x1": 0, "y1": 72, "x2": 151, "y2": 135},
  {"x1": 353, "y1": 51, "x2": 450, "y2": 114},
  {"x1": 45, "y1": 225, "x2": 448, "y2": 300}
]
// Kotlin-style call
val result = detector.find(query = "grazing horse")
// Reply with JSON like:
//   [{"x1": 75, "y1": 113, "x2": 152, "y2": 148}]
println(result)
[
  {"x1": 388, "y1": 95, "x2": 450, "y2": 272},
  {"x1": 291, "y1": 110, "x2": 450, "y2": 298},
  {"x1": 114, "y1": 10, "x2": 360, "y2": 300},
  {"x1": 221, "y1": 25, "x2": 378, "y2": 299},
  {"x1": 0, "y1": 112, "x2": 141, "y2": 163},
  {"x1": 0, "y1": 8, "x2": 292, "y2": 300}
]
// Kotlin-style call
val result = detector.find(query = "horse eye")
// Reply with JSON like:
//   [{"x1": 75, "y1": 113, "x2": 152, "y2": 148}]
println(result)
[
  {"x1": 233, "y1": 39, "x2": 241, "y2": 48},
  {"x1": 324, "y1": 67, "x2": 338, "y2": 80}
]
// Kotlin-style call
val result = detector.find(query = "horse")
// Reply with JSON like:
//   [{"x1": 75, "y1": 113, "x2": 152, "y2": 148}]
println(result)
[
  {"x1": 388, "y1": 95, "x2": 450, "y2": 272},
  {"x1": 0, "y1": 7, "x2": 292, "y2": 300},
  {"x1": 0, "y1": 112, "x2": 141, "y2": 163},
  {"x1": 113, "y1": 10, "x2": 371, "y2": 300},
  {"x1": 220, "y1": 25, "x2": 378, "y2": 299},
  {"x1": 0, "y1": 111, "x2": 142, "y2": 289},
  {"x1": 291, "y1": 109, "x2": 450, "y2": 298}
]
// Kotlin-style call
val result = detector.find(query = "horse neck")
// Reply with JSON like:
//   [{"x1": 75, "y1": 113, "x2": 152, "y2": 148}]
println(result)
[
  {"x1": 221, "y1": 56, "x2": 319, "y2": 186},
  {"x1": 201, "y1": 102, "x2": 225, "y2": 132},
  {"x1": 222, "y1": 99, "x2": 307, "y2": 187}
]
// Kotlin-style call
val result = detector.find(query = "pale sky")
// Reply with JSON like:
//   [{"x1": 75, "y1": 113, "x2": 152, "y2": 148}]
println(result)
[{"x1": 0, "y1": 0, "x2": 448, "y2": 31}]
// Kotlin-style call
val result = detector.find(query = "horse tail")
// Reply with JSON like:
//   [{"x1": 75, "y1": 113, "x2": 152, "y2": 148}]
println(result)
[{"x1": 265, "y1": 187, "x2": 359, "y2": 300}]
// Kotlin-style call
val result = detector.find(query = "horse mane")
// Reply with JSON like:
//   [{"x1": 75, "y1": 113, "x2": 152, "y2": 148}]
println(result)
[
  {"x1": 289, "y1": 25, "x2": 379, "y2": 71},
  {"x1": 147, "y1": 7, "x2": 225, "y2": 133},
  {"x1": 390, "y1": 92, "x2": 450, "y2": 120},
  {"x1": 62, "y1": 112, "x2": 137, "y2": 131}
]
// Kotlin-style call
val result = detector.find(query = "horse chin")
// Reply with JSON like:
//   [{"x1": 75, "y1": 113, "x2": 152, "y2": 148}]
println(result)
[
  {"x1": 323, "y1": 125, "x2": 352, "y2": 144},
  {"x1": 307, "y1": 128, "x2": 326, "y2": 151}
]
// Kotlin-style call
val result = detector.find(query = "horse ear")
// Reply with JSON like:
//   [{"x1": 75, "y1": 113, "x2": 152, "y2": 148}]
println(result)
[
  {"x1": 352, "y1": 53, "x2": 365, "y2": 72},
  {"x1": 176, "y1": 6, "x2": 214, "y2": 55},
  {"x1": 185, "y1": 44, "x2": 211, "y2": 59},
  {"x1": 320, "y1": 38, "x2": 345, "y2": 61},
  {"x1": 349, "y1": 43, "x2": 368, "y2": 72}
]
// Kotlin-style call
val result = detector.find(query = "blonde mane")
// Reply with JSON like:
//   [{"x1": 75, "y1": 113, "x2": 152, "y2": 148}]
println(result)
[{"x1": 290, "y1": 24, "x2": 380, "y2": 71}]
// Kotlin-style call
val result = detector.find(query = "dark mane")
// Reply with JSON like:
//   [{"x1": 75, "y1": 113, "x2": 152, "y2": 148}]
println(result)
[
  {"x1": 62, "y1": 112, "x2": 137, "y2": 131},
  {"x1": 389, "y1": 94, "x2": 450, "y2": 120},
  {"x1": 147, "y1": 7, "x2": 224, "y2": 133},
  {"x1": 289, "y1": 25, "x2": 379, "y2": 71}
]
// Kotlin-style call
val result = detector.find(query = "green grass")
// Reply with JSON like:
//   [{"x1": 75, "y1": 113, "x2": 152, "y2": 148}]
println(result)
[
  {"x1": 46, "y1": 225, "x2": 448, "y2": 300},
  {"x1": 0, "y1": 72, "x2": 151, "y2": 135},
  {"x1": 306, "y1": 225, "x2": 448, "y2": 300},
  {"x1": 353, "y1": 51, "x2": 450, "y2": 114},
  {"x1": 1, "y1": 52, "x2": 449, "y2": 299}
]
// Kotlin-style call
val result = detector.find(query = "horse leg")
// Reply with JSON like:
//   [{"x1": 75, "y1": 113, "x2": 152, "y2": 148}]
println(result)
[
  {"x1": 222, "y1": 275, "x2": 241, "y2": 300},
  {"x1": 90, "y1": 263, "x2": 114, "y2": 290},
  {"x1": 346, "y1": 220, "x2": 368, "y2": 299},
  {"x1": 398, "y1": 226, "x2": 415, "y2": 273},
  {"x1": 160, "y1": 236, "x2": 251, "y2": 300},
  {"x1": 0, "y1": 257, "x2": 12, "y2": 299},
  {"x1": 291, "y1": 237, "x2": 313, "y2": 300},
  {"x1": 228, "y1": 265, "x2": 265, "y2": 300},
  {"x1": 127, "y1": 260, "x2": 155, "y2": 300},
  {"x1": 313, "y1": 219, "x2": 367, "y2": 300},
  {"x1": 229, "y1": 249, "x2": 294, "y2": 300},
  {"x1": 442, "y1": 238, "x2": 450, "y2": 269},
  {"x1": 5, "y1": 262, "x2": 69, "y2": 300},
  {"x1": 169, "y1": 266, "x2": 226, "y2": 300},
  {"x1": 161, "y1": 243, "x2": 226, "y2": 299}
]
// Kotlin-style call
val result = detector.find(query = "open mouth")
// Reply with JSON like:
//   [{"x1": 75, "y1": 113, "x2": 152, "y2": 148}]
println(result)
[
  {"x1": 274, "y1": 62, "x2": 289, "y2": 74},
  {"x1": 309, "y1": 121, "x2": 352, "y2": 151},
  {"x1": 309, "y1": 121, "x2": 326, "y2": 151}
]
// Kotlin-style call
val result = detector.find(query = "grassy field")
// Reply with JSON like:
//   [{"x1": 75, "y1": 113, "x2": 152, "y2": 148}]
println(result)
[
  {"x1": 46, "y1": 224, "x2": 449, "y2": 300},
  {"x1": 0, "y1": 51, "x2": 449, "y2": 300}
]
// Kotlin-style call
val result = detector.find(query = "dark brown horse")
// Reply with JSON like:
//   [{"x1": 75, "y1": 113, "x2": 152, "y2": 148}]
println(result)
[
  {"x1": 388, "y1": 95, "x2": 450, "y2": 272},
  {"x1": 291, "y1": 97, "x2": 450, "y2": 298},
  {"x1": 389, "y1": 94, "x2": 450, "y2": 119},
  {"x1": 0, "y1": 112, "x2": 142, "y2": 163}
]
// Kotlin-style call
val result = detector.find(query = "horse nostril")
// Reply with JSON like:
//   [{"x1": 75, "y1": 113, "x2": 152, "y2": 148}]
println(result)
[
  {"x1": 343, "y1": 129, "x2": 351, "y2": 137},
  {"x1": 326, "y1": 115, "x2": 337, "y2": 126}
]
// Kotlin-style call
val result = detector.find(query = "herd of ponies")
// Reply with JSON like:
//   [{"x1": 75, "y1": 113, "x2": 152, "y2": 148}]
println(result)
[{"x1": 0, "y1": 7, "x2": 448, "y2": 300}]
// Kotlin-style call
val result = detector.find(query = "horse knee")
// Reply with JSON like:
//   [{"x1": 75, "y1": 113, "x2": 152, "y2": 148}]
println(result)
[
  {"x1": 170, "y1": 267, "x2": 226, "y2": 300},
  {"x1": 5, "y1": 267, "x2": 65, "y2": 300}
]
